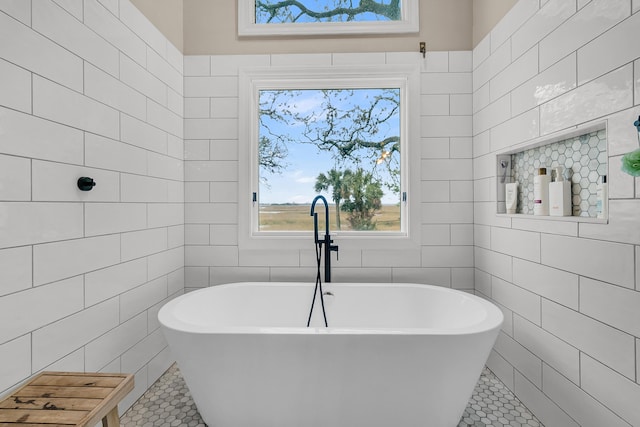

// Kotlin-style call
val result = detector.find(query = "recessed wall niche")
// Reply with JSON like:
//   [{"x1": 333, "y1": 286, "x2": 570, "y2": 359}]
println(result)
[{"x1": 496, "y1": 123, "x2": 607, "y2": 219}]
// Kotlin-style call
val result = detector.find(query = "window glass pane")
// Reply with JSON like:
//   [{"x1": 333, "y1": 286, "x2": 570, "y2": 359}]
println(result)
[
  {"x1": 255, "y1": 0, "x2": 402, "y2": 24},
  {"x1": 258, "y1": 88, "x2": 401, "y2": 232}
]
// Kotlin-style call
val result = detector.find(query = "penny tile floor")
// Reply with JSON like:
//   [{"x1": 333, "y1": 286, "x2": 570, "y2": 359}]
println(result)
[{"x1": 121, "y1": 364, "x2": 543, "y2": 427}]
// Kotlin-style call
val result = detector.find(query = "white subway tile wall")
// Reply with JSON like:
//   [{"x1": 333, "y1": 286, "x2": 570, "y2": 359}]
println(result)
[
  {"x1": 0, "y1": 0, "x2": 183, "y2": 413},
  {"x1": 475, "y1": 2, "x2": 640, "y2": 427},
  {"x1": 1, "y1": 0, "x2": 638, "y2": 424},
  {"x1": 184, "y1": 51, "x2": 474, "y2": 291}
]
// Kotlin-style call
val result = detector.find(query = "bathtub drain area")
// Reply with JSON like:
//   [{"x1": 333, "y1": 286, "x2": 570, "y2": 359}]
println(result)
[{"x1": 120, "y1": 364, "x2": 543, "y2": 427}]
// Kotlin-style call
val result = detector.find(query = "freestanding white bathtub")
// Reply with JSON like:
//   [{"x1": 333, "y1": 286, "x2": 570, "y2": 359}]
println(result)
[{"x1": 159, "y1": 282, "x2": 503, "y2": 427}]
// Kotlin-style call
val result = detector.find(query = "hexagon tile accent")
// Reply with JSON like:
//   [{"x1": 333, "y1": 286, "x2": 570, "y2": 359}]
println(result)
[
  {"x1": 512, "y1": 129, "x2": 607, "y2": 217},
  {"x1": 120, "y1": 364, "x2": 544, "y2": 427}
]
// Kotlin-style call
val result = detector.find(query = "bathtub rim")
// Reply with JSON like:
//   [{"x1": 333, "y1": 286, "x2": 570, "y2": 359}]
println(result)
[{"x1": 158, "y1": 282, "x2": 504, "y2": 336}]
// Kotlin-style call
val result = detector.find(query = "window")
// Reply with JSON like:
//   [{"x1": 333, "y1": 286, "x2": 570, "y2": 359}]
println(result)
[
  {"x1": 259, "y1": 88, "x2": 401, "y2": 232},
  {"x1": 239, "y1": 65, "x2": 419, "y2": 242},
  {"x1": 238, "y1": 0, "x2": 419, "y2": 36}
]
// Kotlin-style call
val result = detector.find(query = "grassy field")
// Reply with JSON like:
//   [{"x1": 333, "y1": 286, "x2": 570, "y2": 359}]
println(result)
[{"x1": 258, "y1": 204, "x2": 401, "y2": 231}]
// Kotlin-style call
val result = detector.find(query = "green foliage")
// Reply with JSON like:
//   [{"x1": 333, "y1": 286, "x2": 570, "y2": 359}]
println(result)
[
  {"x1": 314, "y1": 168, "x2": 348, "y2": 229},
  {"x1": 340, "y1": 168, "x2": 383, "y2": 230}
]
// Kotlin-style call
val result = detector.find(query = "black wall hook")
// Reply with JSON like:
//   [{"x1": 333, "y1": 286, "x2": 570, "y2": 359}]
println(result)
[{"x1": 77, "y1": 177, "x2": 96, "y2": 191}]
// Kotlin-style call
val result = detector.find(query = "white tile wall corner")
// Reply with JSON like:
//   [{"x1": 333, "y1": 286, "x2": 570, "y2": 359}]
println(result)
[
  {"x1": 0, "y1": 0, "x2": 183, "y2": 407},
  {"x1": 473, "y1": 0, "x2": 640, "y2": 424}
]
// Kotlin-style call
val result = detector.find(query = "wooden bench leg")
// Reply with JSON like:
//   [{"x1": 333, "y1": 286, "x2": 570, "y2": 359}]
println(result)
[{"x1": 102, "y1": 406, "x2": 121, "y2": 427}]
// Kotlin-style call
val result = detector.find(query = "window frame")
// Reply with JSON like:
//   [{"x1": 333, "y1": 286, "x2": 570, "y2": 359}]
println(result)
[
  {"x1": 237, "y1": 0, "x2": 419, "y2": 37},
  {"x1": 238, "y1": 63, "x2": 421, "y2": 251}
]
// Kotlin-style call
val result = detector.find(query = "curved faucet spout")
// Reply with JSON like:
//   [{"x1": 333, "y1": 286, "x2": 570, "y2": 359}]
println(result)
[{"x1": 310, "y1": 195, "x2": 329, "y2": 240}]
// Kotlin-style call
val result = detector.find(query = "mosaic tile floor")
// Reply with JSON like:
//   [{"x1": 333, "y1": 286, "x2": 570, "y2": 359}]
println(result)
[{"x1": 121, "y1": 364, "x2": 543, "y2": 427}]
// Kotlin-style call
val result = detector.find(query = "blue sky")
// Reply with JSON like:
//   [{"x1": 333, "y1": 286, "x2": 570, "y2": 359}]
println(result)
[
  {"x1": 260, "y1": 144, "x2": 338, "y2": 204},
  {"x1": 258, "y1": 88, "x2": 400, "y2": 205}
]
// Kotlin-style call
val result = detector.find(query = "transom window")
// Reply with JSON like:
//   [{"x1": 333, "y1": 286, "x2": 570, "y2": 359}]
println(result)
[
  {"x1": 256, "y1": 0, "x2": 402, "y2": 24},
  {"x1": 238, "y1": 0, "x2": 419, "y2": 36}
]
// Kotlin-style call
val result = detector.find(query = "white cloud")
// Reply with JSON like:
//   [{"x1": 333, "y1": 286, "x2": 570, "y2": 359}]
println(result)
[
  {"x1": 296, "y1": 176, "x2": 315, "y2": 183},
  {"x1": 289, "y1": 169, "x2": 316, "y2": 184}
]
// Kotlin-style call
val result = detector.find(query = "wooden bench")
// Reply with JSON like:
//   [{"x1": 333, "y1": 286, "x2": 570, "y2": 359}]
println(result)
[{"x1": 0, "y1": 372, "x2": 134, "y2": 427}]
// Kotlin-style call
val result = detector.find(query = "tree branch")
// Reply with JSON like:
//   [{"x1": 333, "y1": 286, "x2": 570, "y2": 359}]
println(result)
[{"x1": 256, "y1": 0, "x2": 400, "y2": 22}]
